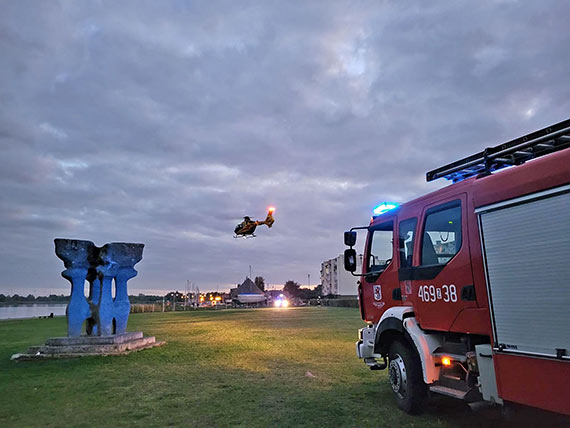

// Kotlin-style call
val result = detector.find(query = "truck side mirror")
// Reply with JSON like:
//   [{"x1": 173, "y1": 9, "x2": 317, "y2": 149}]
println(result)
[
  {"x1": 344, "y1": 231, "x2": 357, "y2": 247},
  {"x1": 344, "y1": 248, "x2": 357, "y2": 272}
]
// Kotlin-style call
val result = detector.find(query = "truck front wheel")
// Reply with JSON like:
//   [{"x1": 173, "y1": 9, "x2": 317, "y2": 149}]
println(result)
[{"x1": 388, "y1": 339, "x2": 427, "y2": 414}]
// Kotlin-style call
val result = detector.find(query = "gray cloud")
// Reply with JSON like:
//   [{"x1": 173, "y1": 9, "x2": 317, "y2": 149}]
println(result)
[{"x1": 1, "y1": 1, "x2": 569, "y2": 294}]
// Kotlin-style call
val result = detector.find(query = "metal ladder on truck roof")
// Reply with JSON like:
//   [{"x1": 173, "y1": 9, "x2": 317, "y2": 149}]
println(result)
[{"x1": 426, "y1": 118, "x2": 570, "y2": 183}]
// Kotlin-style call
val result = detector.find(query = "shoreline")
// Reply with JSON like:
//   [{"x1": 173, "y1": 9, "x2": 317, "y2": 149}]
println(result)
[
  {"x1": 0, "y1": 302, "x2": 68, "y2": 306},
  {"x1": 0, "y1": 314, "x2": 66, "y2": 321}
]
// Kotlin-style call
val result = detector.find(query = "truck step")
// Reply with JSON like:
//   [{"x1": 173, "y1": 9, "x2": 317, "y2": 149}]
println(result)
[
  {"x1": 430, "y1": 384, "x2": 483, "y2": 403},
  {"x1": 430, "y1": 385, "x2": 470, "y2": 400},
  {"x1": 364, "y1": 356, "x2": 387, "y2": 370}
]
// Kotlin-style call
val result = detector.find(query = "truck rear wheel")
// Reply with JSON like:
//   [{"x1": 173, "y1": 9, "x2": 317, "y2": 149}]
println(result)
[{"x1": 388, "y1": 339, "x2": 427, "y2": 414}]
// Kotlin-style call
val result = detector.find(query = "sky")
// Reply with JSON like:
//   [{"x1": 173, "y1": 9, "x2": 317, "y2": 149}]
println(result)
[{"x1": 1, "y1": 1, "x2": 569, "y2": 296}]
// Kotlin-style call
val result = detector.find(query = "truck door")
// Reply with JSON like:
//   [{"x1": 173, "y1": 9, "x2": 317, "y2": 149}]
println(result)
[
  {"x1": 360, "y1": 219, "x2": 399, "y2": 324},
  {"x1": 411, "y1": 195, "x2": 477, "y2": 331},
  {"x1": 397, "y1": 216, "x2": 418, "y2": 306}
]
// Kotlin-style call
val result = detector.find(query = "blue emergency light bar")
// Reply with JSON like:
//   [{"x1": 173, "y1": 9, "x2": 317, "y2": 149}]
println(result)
[{"x1": 373, "y1": 202, "x2": 400, "y2": 216}]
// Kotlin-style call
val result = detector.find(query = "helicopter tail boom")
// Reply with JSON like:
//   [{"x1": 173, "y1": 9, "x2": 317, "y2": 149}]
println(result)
[{"x1": 256, "y1": 209, "x2": 275, "y2": 228}]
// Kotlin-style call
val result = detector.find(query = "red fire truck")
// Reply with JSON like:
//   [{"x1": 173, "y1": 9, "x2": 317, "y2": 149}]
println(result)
[{"x1": 343, "y1": 119, "x2": 570, "y2": 415}]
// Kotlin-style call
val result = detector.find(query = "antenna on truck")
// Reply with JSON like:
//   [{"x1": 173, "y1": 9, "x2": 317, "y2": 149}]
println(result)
[{"x1": 426, "y1": 118, "x2": 570, "y2": 183}]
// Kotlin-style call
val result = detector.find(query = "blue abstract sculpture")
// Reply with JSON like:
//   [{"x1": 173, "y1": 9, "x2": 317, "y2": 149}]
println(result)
[{"x1": 55, "y1": 239, "x2": 144, "y2": 337}]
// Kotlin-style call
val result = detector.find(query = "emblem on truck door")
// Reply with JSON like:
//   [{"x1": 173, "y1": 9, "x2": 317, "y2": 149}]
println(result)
[
  {"x1": 373, "y1": 285, "x2": 382, "y2": 300},
  {"x1": 404, "y1": 280, "x2": 412, "y2": 295}
]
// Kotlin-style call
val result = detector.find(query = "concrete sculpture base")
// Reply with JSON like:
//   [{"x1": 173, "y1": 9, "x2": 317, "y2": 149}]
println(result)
[{"x1": 11, "y1": 332, "x2": 165, "y2": 361}]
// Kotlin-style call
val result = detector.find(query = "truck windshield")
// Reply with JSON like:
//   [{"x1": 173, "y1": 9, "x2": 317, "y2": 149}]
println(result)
[{"x1": 367, "y1": 221, "x2": 393, "y2": 273}]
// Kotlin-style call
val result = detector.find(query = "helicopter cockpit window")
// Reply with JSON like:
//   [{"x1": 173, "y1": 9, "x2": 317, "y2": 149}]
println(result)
[{"x1": 367, "y1": 221, "x2": 393, "y2": 274}]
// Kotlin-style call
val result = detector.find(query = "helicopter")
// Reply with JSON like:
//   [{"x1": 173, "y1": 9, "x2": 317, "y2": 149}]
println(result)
[{"x1": 234, "y1": 207, "x2": 275, "y2": 238}]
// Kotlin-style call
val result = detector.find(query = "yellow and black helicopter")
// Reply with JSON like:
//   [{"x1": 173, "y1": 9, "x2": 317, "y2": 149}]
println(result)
[{"x1": 234, "y1": 207, "x2": 275, "y2": 238}]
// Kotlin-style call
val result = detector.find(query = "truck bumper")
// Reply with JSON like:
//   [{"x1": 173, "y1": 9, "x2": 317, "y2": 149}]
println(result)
[
  {"x1": 356, "y1": 326, "x2": 376, "y2": 359},
  {"x1": 356, "y1": 340, "x2": 365, "y2": 358}
]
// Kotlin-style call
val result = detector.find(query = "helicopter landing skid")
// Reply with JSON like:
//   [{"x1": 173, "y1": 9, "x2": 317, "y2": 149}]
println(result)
[{"x1": 234, "y1": 234, "x2": 256, "y2": 238}]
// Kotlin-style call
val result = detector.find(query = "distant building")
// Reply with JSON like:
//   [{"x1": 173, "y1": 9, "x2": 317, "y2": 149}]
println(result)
[
  {"x1": 320, "y1": 254, "x2": 363, "y2": 297},
  {"x1": 235, "y1": 277, "x2": 265, "y2": 303}
]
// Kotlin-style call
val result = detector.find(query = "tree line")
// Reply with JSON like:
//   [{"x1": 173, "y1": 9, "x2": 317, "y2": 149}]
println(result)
[
  {"x1": 0, "y1": 294, "x2": 69, "y2": 303},
  {"x1": 1, "y1": 279, "x2": 327, "y2": 304},
  {"x1": 0, "y1": 294, "x2": 164, "y2": 304},
  {"x1": 251, "y1": 277, "x2": 324, "y2": 299}
]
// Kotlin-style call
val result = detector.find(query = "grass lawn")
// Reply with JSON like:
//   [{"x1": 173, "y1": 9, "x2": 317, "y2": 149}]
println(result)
[{"x1": 0, "y1": 307, "x2": 568, "y2": 427}]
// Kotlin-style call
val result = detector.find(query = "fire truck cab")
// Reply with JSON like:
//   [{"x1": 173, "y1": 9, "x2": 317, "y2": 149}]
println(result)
[{"x1": 344, "y1": 119, "x2": 570, "y2": 415}]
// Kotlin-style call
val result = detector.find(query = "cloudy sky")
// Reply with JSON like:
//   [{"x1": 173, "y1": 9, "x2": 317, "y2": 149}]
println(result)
[{"x1": 1, "y1": 1, "x2": 569, "y2": 295}]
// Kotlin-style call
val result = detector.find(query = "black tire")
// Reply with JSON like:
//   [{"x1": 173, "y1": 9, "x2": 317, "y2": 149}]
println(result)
[{"x1": 388, "y1": 339, "x2": 428, "y2": 414}]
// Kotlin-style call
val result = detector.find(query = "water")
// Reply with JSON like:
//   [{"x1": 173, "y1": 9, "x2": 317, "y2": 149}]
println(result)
[{"x1": 0, "y1": 304, "x2": 67, "y2": 320}]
